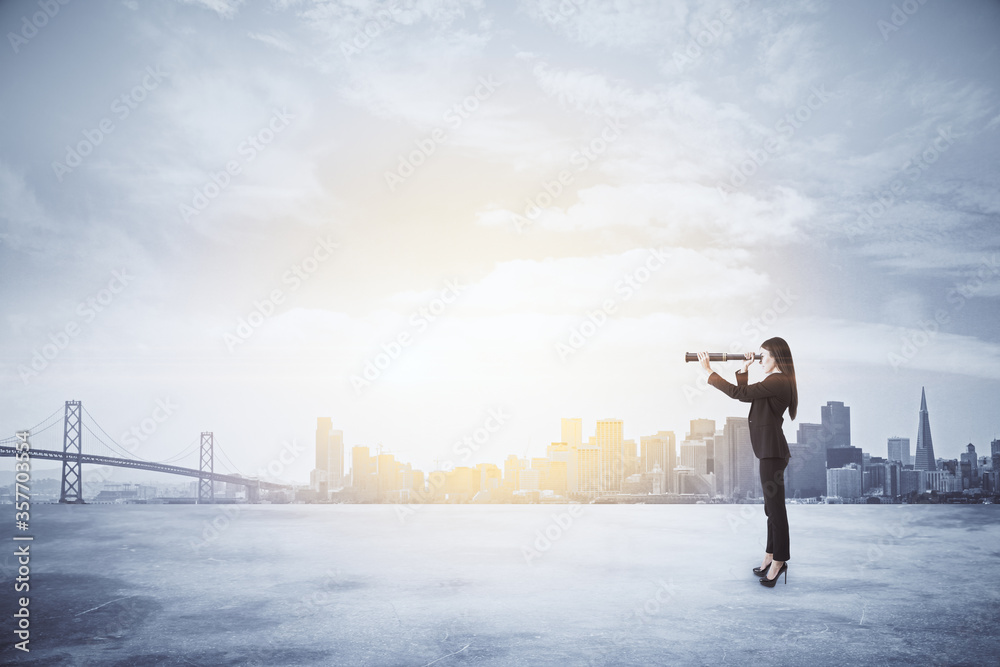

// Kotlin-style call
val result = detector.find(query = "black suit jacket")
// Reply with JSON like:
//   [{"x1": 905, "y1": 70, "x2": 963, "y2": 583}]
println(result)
[{"x1": 707, "y1": 369, "x2": 792, "y2": 460}]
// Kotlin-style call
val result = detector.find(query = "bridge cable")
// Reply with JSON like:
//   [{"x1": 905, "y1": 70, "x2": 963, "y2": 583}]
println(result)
[
  {"x1": 0, "y1": 406, "x2": 64, "y2": 444},
  {"x1": 213, "y1": 437, "x2": 244, "y2": 476},
  {"x1": 160, "y1": 437, "x2": 200, "y2": 464},
  {"x1": 81, "y1": 407, "x2": 154, "y2": 462},
  {"x1": 82, "y1": 423, "x2": 146, "y2": 462}
]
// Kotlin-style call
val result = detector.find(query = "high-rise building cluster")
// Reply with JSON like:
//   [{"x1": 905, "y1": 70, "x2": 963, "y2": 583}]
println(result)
[{"x1": 307, "y1": 386, "x2": 999, "y2": 503}]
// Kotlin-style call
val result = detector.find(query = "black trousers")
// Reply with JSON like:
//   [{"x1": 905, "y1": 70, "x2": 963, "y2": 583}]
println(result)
[{"x1": 759, "y1": 457, "x2": 790, "y2": 561}]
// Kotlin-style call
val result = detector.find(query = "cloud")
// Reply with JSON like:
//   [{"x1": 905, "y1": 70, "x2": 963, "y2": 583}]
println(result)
[
  {"x1": 176, "y1": 0, "x2": 245, "y2": 19},
  {"x1": 247, "y1": 31, "x2": 295, "y2": 53}
]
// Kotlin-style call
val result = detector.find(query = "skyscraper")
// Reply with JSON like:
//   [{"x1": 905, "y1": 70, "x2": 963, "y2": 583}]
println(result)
[
  {"x1": 561, "y1": 418, "x2": 583, "y2": 449},
  {"x1": 311, "y1": 418, "x2": 344, "y2": 495},
  {"x1": 820, "y1": 401, "x2": 851, "y2": 449},
  {"x1": 914, "y1": 387, "x2": 936, "y2": 471},
  {"x1": 640, "y1": 431, "x2": 676, "y2": 492},
  {"x1": 689, "y1": 418, "x2": 715, "y2": 440},
  {"x1": 960, "y1": 443, "x2": 978, "y2": 489},
  {"x1": 719, "y1": 417, "x2": 755, "y2": 499},
  {"x1": 680, "y1": 440, "x2": 708, "y2": 474},
  {"x1": 596, "y1": 418, "x2": 624, "y2": 492},
  {"x1": 887, "y1": 437, "x2": 911, "y2": 466},
  {"x1": 576, "y1": 438, "x2": 600, "y2": 496}
]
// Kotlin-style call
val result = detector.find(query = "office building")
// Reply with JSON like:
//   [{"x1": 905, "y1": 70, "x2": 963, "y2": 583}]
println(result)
[
  {"x1": 960, "y1": 443, "x2": 979, "y2": 489},
  {"x1": 311, "y1": 418, "x2": 344, "y2": 496},
  {"x1": 827, "y1": 446, "x2": 863, "y2": 470},
  {"x1": 640, "y1": 431, "x2": 676, "y2": 493},
  {"x1": 914, "y1": 387, "x2": 937, "y2": 471},
  {"x1": 597, "y1": 419, "x2": 624, "y2": 492},
  {"x1": 689, "y1": 418, "x2": 715, "y2": 440},
  {"x1": 785, "y1": 442, "x2": 826, "y2": 498},
  {"x1": 887, "y1": 437, "x2": 911, "y2": 466},
  {"x1": 821, "y1": 401, "x2": 851, "y2": 449},
  {"x1": 827, "y1": 464, "x2": 862, "y2": 499},
  {"x1": 561, "y1": 418, "x2": 583, "y2": 449},
  {"x1": 680, "y1": 439, "x2": 708, "y2": 475},
  {"x1": 719, "y1": 417, "x2": 756, "y2": 499}
]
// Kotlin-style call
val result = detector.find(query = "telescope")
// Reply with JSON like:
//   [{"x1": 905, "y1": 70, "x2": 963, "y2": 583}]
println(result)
[{"x1": 684, "y1": 352, "x2": 762, "y2": 362}]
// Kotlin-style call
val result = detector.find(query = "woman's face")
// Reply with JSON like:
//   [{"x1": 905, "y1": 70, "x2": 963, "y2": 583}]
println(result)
[{"x1": 760, "y1": 347, "x2": 779, "y2": 374}]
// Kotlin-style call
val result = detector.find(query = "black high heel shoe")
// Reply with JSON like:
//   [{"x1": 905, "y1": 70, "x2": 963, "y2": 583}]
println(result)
[
  {"x1": 759, "y1": 561, "x2": 787, "y2": 587},
  {"x1": 752, "y1": 560, "x2": 773, "y2": 577}
]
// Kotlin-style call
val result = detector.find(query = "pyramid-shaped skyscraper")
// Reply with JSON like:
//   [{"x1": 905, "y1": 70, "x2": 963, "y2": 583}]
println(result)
[{"x1": 914, "y1": 387, "x2": 936, "y2": 471}]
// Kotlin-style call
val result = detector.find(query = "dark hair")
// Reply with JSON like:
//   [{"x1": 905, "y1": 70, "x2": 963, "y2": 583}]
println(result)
[{"x1": 761, "y1": 336, "x2": 798, "y2": 420}]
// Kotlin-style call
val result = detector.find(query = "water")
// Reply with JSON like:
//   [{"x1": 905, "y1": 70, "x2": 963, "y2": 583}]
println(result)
[{"x1": 1, "y1": 503, "x2": 997, "y2": 666}]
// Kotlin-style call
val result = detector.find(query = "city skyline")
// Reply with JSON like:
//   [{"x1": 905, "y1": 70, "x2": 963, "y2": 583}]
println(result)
[
  {"x1": 5, "y1": 380, "x2": 995, "y2": 488},
  {"x1": 5, "y1": 377, "x2": 996, "y2": 503}
]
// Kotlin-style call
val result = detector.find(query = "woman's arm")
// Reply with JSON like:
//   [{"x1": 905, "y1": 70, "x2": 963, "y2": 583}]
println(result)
[{"x1": 708, "y1": 371, "x2": 787, "y2": 402}]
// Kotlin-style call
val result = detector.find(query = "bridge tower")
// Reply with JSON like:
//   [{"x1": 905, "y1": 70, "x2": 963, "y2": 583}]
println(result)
[
  {"x1": 198, "y1": 431, "x2": 214, "y2": 504},
  {"x1": 59, "y1": 400, "x2": 84, "y2": 504}
]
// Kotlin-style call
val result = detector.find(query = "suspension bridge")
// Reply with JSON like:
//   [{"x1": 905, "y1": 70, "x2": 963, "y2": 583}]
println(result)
[{"x1": 0, "y1": 400, "x2": 293, "y2": 503}]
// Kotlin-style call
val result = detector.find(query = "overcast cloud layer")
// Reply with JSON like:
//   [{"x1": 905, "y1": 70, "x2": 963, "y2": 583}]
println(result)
[{"x1": 2, "y1": 0, "x2": 999, "y2": 481}]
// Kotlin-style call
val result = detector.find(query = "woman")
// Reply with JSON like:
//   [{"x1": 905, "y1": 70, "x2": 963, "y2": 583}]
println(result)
[{"x1": 697, "y1": 337, "x2": 798, "y2": 588}]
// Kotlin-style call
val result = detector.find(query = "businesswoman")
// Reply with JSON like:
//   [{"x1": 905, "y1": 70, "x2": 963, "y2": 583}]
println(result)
[{"x1": 697, "y1": 337, "x2": 798, "y2": 588}]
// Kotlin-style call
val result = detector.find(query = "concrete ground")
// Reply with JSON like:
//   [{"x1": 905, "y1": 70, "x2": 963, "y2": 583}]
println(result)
[{"x1": 1, "y1": 503, "x2": 997, "y2": 666}]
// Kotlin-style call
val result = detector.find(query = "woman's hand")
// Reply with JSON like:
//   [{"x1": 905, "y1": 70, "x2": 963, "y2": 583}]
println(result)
[
  {"x1": 697, "y1": 351, "x2": 712, "y2": 374},
  {"x1": 741, "y1": 351, "x2": 754, "y2": 374}
]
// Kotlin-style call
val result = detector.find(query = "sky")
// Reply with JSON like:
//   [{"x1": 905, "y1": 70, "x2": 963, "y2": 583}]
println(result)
[{"x1": 1, "y1": 0, "x2": 999, "y2": 484}]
